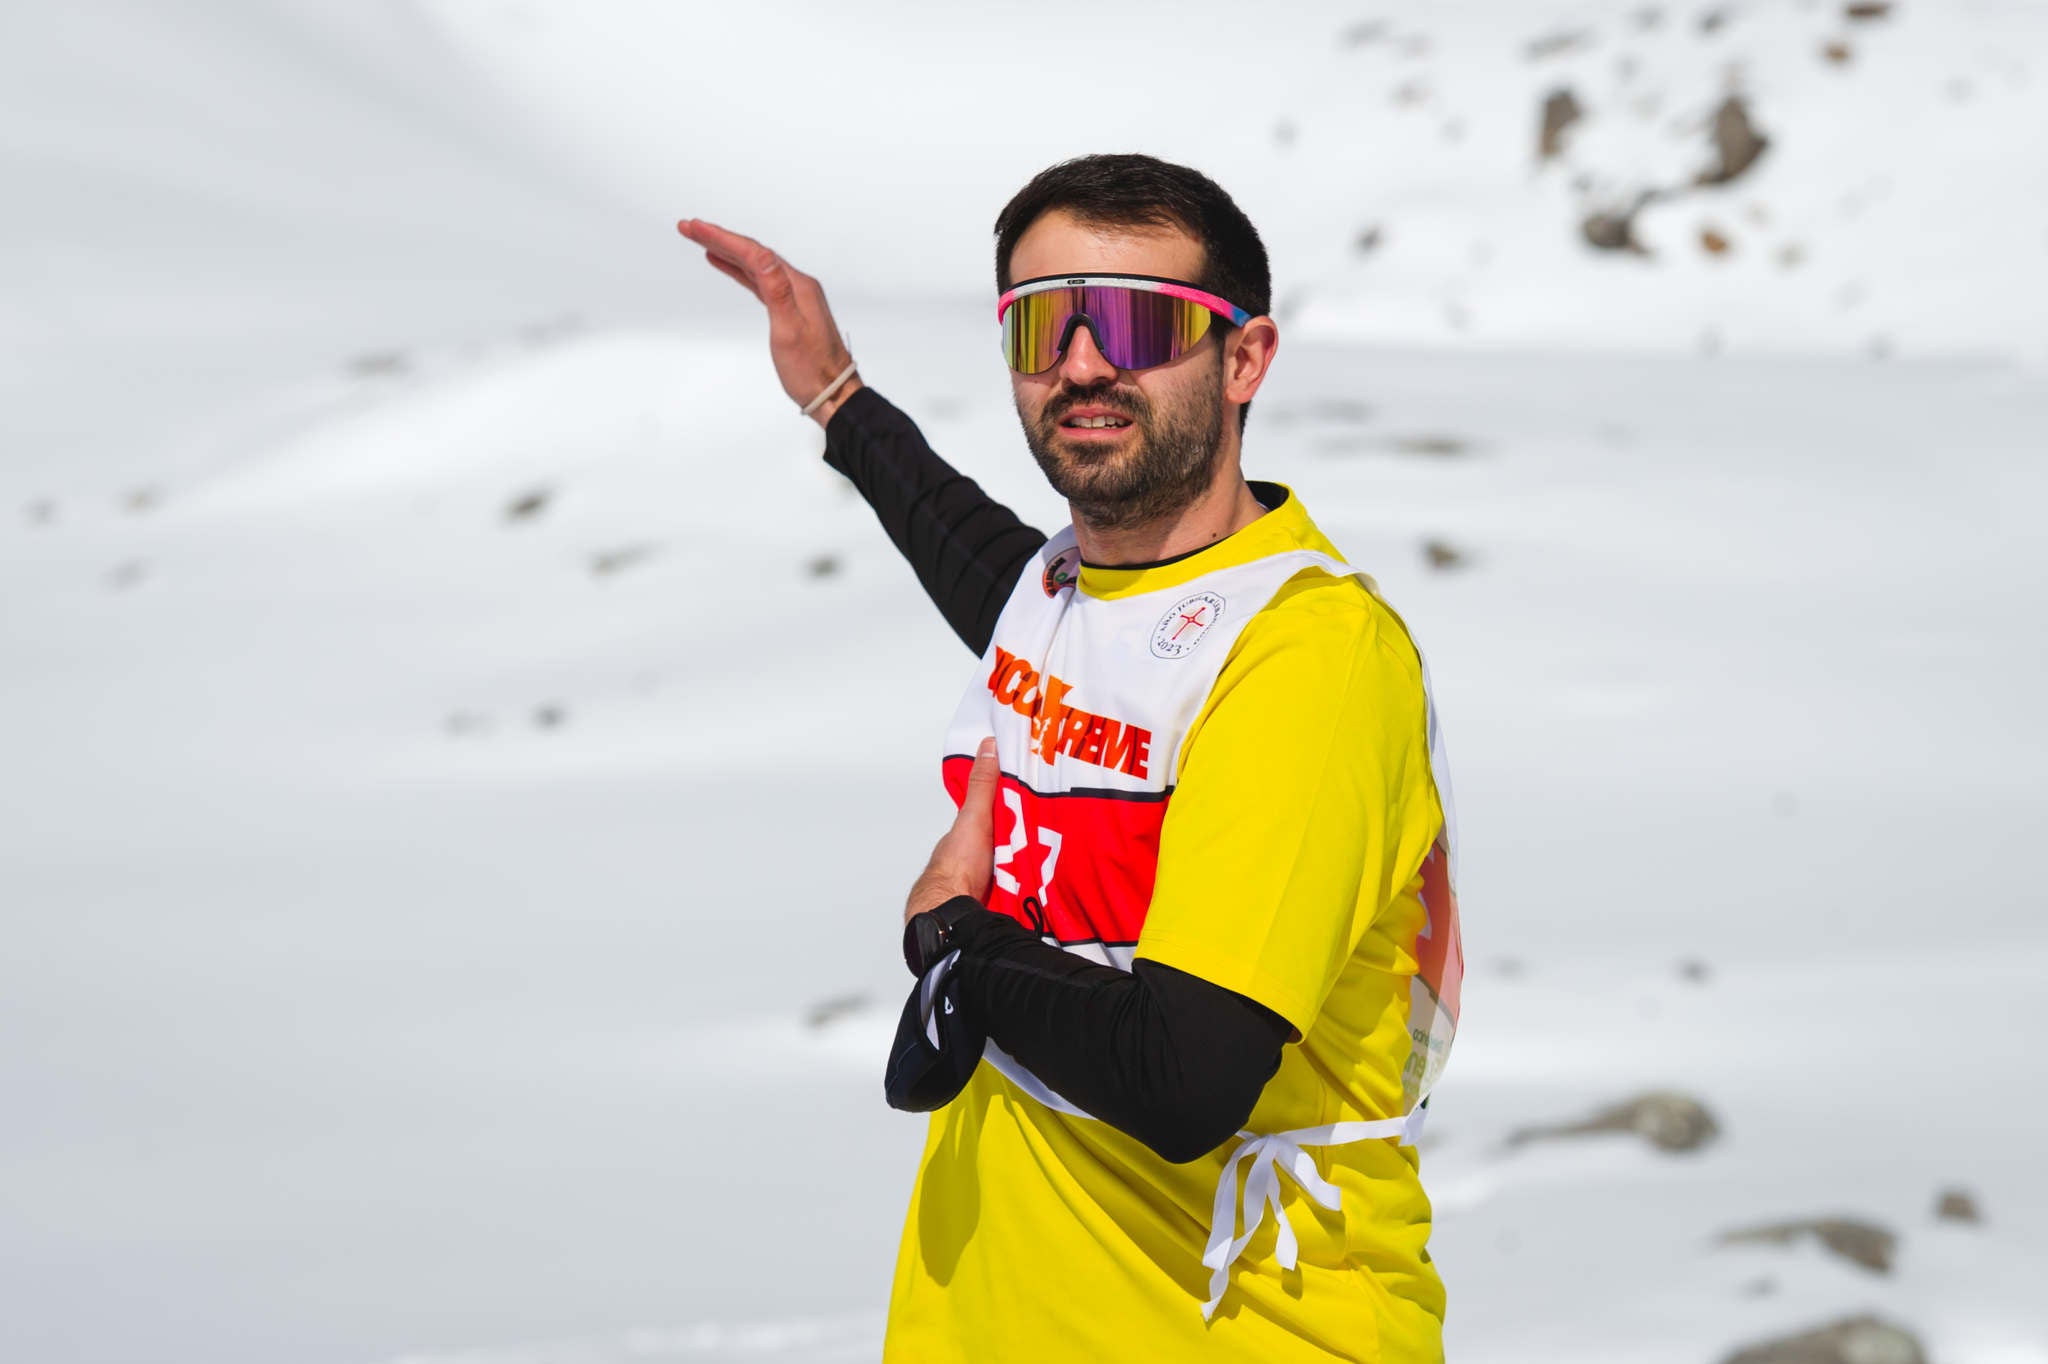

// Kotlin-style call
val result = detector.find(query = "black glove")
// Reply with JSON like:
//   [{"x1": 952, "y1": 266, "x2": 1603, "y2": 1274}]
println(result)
[{"x1": 884, "y1": 950, "x2": 986, "y2": 1112}]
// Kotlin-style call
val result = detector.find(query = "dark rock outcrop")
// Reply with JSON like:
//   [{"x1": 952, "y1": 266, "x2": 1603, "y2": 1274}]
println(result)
[
  {"x1": 1698, "y1": 95, "x2": 1770, "y2": 186},
  {"x1": 1719, "y1": 1216, "x2": 1896, "y2": 1273},
  {"x1": 1720, "y1": 1315, "x2": 1926, "y2": 1364},
  {"x1": 1510, "y1": 1090, "x2": 1720, "y2": 1153}
]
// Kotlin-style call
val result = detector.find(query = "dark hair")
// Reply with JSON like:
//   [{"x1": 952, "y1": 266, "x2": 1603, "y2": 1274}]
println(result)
[{"x1": 994, "y1": 153, "x2": 1272, "y2": 433}]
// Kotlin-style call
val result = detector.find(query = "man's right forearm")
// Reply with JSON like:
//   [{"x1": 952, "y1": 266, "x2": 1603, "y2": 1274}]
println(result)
[{"x1": 823, "y1": 386, "x2": 1048, "y2": 655}]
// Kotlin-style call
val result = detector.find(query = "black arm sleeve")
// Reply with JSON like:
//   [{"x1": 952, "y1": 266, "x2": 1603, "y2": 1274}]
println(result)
[
  {"x1": 822, "y1": 386, "x2": 1048, "y2": 654},
  {"x1": 939, "y1": 899, "x2": 1291, "y2": 1163}
]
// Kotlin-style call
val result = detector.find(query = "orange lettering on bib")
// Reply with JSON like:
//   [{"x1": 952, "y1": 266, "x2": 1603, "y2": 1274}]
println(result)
[{"x1": 986, "y1": 648, "x2": 1152, "y2": 780}]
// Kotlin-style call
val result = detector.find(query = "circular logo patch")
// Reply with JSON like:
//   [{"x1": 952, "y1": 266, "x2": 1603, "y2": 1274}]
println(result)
[
  {"x1": 1042, "y1": 547, "x2": 1082, "y2": 597},
  {"x1": 1151, "y1": 591, "x2": 1225, "y2": 659}
]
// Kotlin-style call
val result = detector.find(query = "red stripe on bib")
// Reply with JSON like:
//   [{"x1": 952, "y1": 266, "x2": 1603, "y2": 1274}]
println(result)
[{"x1": 943, "y1": 755, "x2": 1164, "y2": 946}]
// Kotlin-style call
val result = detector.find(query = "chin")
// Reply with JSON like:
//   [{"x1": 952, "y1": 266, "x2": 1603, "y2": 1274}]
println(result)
[{"x1": 1051, "y1": 442, "x2": 1140, "y2": 483}]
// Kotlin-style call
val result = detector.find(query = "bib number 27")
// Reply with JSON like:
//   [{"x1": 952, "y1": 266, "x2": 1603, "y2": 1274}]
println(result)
[{"x1": 992, "y1": 788, "x2": 1062, "y2": 912}]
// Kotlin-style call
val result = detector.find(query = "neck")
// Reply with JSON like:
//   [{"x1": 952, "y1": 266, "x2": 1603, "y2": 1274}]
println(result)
[{"x1": 1070, "y1": 459, "x2": 1268, "y2": 567}]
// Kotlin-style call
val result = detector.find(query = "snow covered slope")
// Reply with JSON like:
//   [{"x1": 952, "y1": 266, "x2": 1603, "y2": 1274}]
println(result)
[
  {"x1": 0, "y1": 0, "x2": 693, "y2": 500},
  {"x1": 422, "y1": 0, "x2": 2048, "y2": 362},
  {"x1": 3, "y1": 4, "x2": 2045, "y2": 1364}
]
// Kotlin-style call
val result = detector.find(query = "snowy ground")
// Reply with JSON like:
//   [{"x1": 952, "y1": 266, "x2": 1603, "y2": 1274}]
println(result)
[{"x1": 4, "y1": 4, "x2": 2045, "y2": 1363}]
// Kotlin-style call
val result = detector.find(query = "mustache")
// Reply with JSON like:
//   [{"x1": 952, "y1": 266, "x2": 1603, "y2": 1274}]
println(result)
[{"x1": 1045, "y1": 389, "x2": 1149, "y2": 425}]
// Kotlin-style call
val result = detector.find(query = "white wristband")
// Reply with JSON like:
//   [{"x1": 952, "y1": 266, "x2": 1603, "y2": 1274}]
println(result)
[{"x1": 799, "y1": 360, "x2": 859, "y2": 418}]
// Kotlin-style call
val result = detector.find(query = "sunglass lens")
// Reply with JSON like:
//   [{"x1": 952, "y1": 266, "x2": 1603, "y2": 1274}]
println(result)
[
  {"x1": 1002, "y1": 288, "x2": 1215, "y2": 374},
  {"x1": 1001, "y1": 288, "x2": 1072, "y2": 374},
  {"x1": 1078, "y1": 285, "x2": 1214, "y2": 371}
]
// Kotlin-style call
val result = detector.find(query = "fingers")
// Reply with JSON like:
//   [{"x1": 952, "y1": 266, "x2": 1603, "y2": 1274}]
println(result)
[
  {"x1": 677, "y1": 216, "x2": 847, "y2": 409},
  {"x1": 680, "y1": 219, "x2": 807, "y2": 317},
  {"x1": 704, "y1": 251, "x2": 763, "y2": 300},
  {"x1": 678, "y1": 217, "x2": 757, "y2": 258},
  {"x1": 678, "y1": 217, "x2": 789, "y2": 285}
]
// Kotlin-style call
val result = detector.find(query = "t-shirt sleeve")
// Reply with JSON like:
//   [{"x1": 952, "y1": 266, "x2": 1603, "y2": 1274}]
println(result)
[{"x1": 1132, "y1": 573, "x2": 1443, "y2": 1038}]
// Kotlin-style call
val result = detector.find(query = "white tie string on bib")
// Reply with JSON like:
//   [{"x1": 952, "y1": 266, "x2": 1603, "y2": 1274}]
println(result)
[
  {"x1": 1198, "y1": 1110, "x2": 1426, "y2": 1321},
  {"x1": 983, "y1": 1041, "x2": 1427, "y2": 1320}
]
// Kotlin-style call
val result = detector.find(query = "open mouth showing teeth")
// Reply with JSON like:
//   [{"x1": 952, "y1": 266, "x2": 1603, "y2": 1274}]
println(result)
[{"x1": 1061, "y1": 415, "x2": 1133, "y2": 429}]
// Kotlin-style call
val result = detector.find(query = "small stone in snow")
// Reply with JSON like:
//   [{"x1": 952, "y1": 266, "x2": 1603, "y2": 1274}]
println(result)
[
  {"x1": 1583, "y1": 200, "x2": 1653, "y2": 255},
  {"x1": 519, "y1": 314, "x2": 583, "y2": 346},
  {"x1": 505, "y1": 487, "x2": 552, "y2": 522},
  {"x1": 1935, "y1": 1187, "x2": 1983, "y2": 1223},
  {"x1": 1843, "y1": 2, "x2": 1892, "y2": 21},
  {"x1": 806, "y1": 993, "x2": 871, "y2": 1030},
  {"x1": 533, "y1": 704, "x2": 566, "y2": 731},
  {"x1": 349, "y1": 350, "x2": 409, "y2": 377},
  {"x1": 1526, "y1": 30, "x2": 1593, "y2": 61},
  {"x1": 806, "y1": 553, "x2": 842, "y2": 579},
  {"x1": 1539, "y1": 87, "x2": 1585, "y2": 161},
  {"x1": 591, "y1": 545, "x2": 657, "y2": 577},
  {"x1": 1314, "y1": 400, "x2": 1374, "y2": 425},
  {"x1": 1679, "y1": 958, "x2": 1712, "y2": 983},
  {"x1": 1422, "y1": 538, "x2": 1467, "y2": 571},
  {"x1": 1392, "y1": 433, "x2": 1473, "y2": 457}
]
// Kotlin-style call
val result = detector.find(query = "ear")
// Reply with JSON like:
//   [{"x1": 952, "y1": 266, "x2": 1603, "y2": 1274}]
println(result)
[{"x1": 1222, "y1": 316, "x2": 1279, "y2": 411}]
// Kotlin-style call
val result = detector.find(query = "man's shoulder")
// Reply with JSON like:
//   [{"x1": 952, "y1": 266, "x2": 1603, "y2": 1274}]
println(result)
[
  {"x1": 1239, "y1": 489, "x2": 1425, "y2": 674},
  {"x1": 1239, "y1": 564, "x2": 1425, "y2": 690}
]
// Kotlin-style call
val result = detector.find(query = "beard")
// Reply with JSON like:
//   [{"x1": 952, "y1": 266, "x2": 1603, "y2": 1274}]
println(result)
[{"x1": 1019, "y1": 353, "x2": 1226, "y2": 532}]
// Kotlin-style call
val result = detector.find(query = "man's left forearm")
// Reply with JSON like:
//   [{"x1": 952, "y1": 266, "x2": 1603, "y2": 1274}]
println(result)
[{"x1": 937, "y1": 899, "x2": 1290, "y2": 1163}]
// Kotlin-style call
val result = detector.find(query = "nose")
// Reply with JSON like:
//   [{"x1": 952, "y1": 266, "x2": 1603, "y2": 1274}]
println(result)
[{"x1": 1054, "y1": 317, "x2": 1120, "y2": 386}]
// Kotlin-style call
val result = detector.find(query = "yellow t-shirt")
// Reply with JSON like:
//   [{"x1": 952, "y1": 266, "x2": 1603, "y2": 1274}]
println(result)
[{"x1": 886, "y1": 490, "x2": 1448, "y2": 1363}]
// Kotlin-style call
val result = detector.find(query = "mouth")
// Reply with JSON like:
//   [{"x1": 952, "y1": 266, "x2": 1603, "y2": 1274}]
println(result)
[{"x1": 1054, "y1": 411, "x2": 1137, "y2": 440}]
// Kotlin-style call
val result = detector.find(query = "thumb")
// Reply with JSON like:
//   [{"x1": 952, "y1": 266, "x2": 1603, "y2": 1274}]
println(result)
[{"x1": 957, "y1": 737, "x2": 1001, "y2": 836}]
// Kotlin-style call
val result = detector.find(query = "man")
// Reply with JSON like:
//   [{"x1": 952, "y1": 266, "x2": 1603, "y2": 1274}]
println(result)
[{"x1": 678, "y1": 153, "x2": 1463, "y2": 1362}]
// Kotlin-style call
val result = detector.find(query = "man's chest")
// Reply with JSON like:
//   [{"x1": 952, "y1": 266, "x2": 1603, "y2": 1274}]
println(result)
[{"x1": 940, "y1": 539, "x2": 1345, "y2": 961}]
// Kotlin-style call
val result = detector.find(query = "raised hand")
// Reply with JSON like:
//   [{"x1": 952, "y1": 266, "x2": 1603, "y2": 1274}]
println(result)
[
  {"x1": 676, "y1": 218, "x2": 863, "y2": 426},
  {"x1": 905, "y1": 738, "x2": 1002, "y2": 924}
]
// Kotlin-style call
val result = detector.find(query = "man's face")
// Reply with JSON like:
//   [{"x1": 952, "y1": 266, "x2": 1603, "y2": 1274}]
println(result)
[{"x1": 1007, "y1": 210, "x2": 1229, "y2": 531}]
